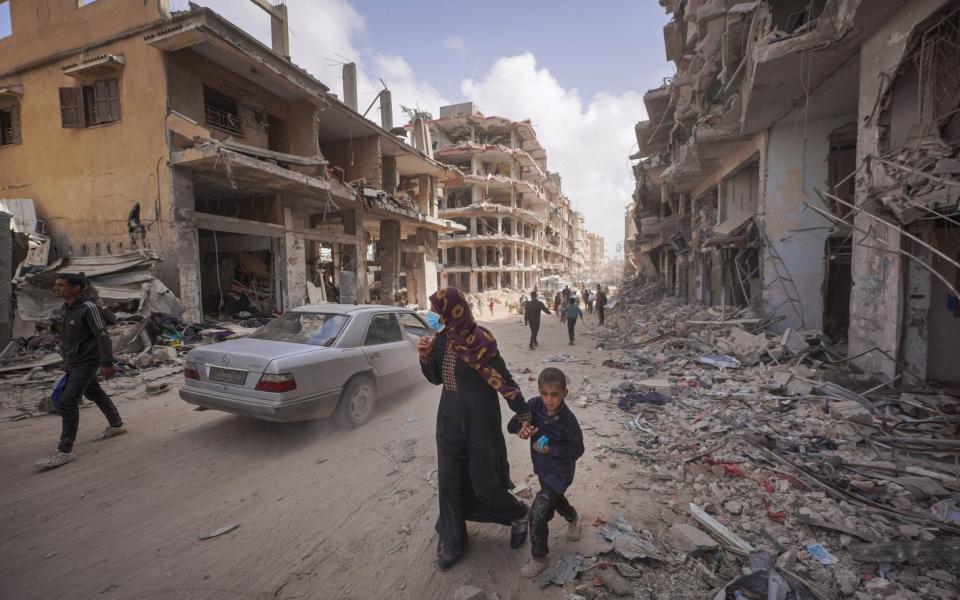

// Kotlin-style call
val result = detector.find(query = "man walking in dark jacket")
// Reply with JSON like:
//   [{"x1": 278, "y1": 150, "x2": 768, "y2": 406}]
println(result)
[
  {"x1": 35, "y1": 274, "x2": 126, "y2": 470},
  {"x1": 524, "y1": 291, "x2": 552, "y2": 350},
  {"x1": 596, "y1": 285, "x2": 608, "y2": 325}
]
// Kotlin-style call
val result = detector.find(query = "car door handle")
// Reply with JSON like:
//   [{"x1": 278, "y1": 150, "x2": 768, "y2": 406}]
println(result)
[{"x1": 368, "y1": 352, "x2": 381, "y2": 360}]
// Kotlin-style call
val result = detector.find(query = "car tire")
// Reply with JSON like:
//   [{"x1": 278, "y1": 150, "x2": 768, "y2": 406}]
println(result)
[{"x1": 334, "y1": 375, "x2": 377, "y2": 428}]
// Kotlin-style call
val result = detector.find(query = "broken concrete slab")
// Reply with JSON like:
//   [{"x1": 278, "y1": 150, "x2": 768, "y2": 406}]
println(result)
[
  {"x1": 666, "y1": 523, "x2": 719, "y2": 555},
  {"x1": 780, "y1": 328, "x2": 808, "y2": 355}
]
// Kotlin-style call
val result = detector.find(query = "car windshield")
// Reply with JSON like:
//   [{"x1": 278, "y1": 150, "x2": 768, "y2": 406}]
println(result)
[{"x1": 248, "y1": 312, "x2": 349, "y2": 347}]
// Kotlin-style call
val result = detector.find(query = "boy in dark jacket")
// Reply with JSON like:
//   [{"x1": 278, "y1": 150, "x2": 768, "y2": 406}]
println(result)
[
  {"x1": 34, "y1": 274, "x2": 126, "y2": 470},
  {"x1": 508, "y1": 367, "x2": 584, "y2": 577}
]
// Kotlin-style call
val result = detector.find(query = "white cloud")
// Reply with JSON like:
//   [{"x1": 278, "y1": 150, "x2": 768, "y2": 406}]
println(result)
[
  {"x1": 443, "y1": 35, "x2": 465, "y2": 53},
  {"x1": 172, "y1": 0, "x2": 446, "y2": 123},
  {"x1": 462, "y1": 53, "x2": 647, "y2": 256}
]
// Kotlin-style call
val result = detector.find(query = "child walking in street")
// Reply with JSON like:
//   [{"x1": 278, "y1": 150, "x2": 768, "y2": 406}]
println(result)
[
  {"x1": 508, "y1": 367, "x2": 584, "y2": 577},
  {"x1": 563, "y1": 297, "x2": 583, "y2": 344}
]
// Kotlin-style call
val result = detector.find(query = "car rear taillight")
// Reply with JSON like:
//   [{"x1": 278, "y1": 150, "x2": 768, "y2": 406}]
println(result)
[
  {"x1": 255, "y1": 373, "x2": 297, "y2": 393},
  {"x1": 184, "y1": 363, "x2": 200, "y2": 380}
]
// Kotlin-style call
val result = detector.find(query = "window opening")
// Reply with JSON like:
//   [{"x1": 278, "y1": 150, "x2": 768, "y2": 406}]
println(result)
[
  {"x1": 0, "y1": 104, "x2": 20, "y2": 146},
  {"x1": 204, "y1": 85, "x2": 241, "y2": 134}
]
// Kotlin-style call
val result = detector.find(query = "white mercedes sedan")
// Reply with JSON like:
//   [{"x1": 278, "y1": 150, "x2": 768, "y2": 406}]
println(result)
[{"x1": 179, "y1": 305, "x2": 433, "y2": 426}]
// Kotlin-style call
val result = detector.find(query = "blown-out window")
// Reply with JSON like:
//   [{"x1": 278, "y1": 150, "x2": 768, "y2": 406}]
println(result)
[{"x1": 0, "y1": 104, "x2": 20, "y2": 146}]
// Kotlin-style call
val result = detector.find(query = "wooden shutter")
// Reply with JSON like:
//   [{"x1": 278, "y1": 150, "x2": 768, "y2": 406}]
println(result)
[
  {"x1": 8, "y1": 105, "x2": 20, "y2": 144},
  {"x1": 94, "y1": 78, "x2": 120, "y2": 124},
  {"x1": 59, "y1": 87, "x2": 84, "y2": 128}
]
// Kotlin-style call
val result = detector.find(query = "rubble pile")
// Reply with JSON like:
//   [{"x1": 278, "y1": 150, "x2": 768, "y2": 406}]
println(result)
[
  {"x1": 0, "y1": 312, "x2": 258, "y2": 422},
  {"x1": 867, "y1": 146, "x2": 960, "y2": 227},
  {"x1": 542, "y1": 278, "x2": 960, "y2": 599}
]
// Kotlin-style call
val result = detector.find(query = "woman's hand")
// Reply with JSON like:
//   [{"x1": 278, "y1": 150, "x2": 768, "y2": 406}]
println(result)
[
  {"x1": 417, "y1": 335, "x2": 435, "y2": 360},
  {"x1": 518, "y1": 421, "x2": 538, "y2": 439}
]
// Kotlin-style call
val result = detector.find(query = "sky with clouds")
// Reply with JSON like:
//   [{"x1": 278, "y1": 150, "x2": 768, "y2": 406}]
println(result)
[{"x1": 166, "y1": 0, "x2": 674, "y2": 257}]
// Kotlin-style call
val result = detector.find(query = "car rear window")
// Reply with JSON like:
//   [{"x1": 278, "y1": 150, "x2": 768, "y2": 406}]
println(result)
[{"x1": 249, "y1": 312, "x2": 349, "y2": 347}]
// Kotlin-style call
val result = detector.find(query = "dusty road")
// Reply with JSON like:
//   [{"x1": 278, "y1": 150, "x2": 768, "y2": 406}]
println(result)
[{"x1": 0, "y1": 311, "x2": 666, "y2": 600}]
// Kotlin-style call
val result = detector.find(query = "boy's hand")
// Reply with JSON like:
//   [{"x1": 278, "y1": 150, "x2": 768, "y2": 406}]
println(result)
[{"x1": 518, "y1": 421, "x2": 538, "y2": 439}]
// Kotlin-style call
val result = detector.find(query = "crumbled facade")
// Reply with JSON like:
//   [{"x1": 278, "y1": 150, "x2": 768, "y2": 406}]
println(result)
[
  {"x1": 0, "y1": 0, "x2": 461, "y2": 322},
  {"x1": 423, "y1": 103, "x2": 587, "y2": 292},
  {"x1": 630, "y1": 0, "x2": 960, "y2": 384}
]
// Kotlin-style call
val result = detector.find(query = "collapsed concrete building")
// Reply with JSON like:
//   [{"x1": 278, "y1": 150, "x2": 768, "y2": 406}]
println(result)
[
  {"x1": 629, "y1": 0, "x2": 960, "y2": 384},
  {"x1": 0, "y1": 0, "x2": 462, "y2": 323},
  {"x1": 420, "y1": 103, "x2": 583, "y2": 292}
]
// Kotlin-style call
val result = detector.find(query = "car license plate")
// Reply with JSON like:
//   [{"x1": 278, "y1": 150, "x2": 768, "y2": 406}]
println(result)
[{"x1": 208, "y1": 366, "x2": 248, "y2": 385}]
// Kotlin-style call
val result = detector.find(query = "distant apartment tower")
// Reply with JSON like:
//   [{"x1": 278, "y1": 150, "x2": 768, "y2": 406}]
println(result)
[
  {"x1": 426, "y1": 103, "x2": 573, "y2": 292},
  {"x1": 586, "y1": 233, "x2": 605, "y2": 278}
]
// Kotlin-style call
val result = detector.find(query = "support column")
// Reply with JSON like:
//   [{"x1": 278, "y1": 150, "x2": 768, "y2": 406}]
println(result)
[
  {"x1": 497, "y1": 216, "x2": 503, "y2": 234},
  {"x1": 469, "y1": 271, "x2": 478, "y2": 293},
  {"x1": 407, "y1": 227, "x2": 439, "y2": 309},
  {"x1": 417, "y1": 174, "x2": 432, "y2": 216},
  {"x1": 341, "y1": 209, "x2": 367, "y2": 303},
  {"x1": 470, "y1": 217, "x2": 477, "y2": 235},
  {"x1": 379, "y1": 219, "x2": 402, "y2": 303},
  {"x1": 172, "y1": 167, "x2": 203, "y2": 323},
  {"x1": 282, "y1": 197, "x2": 307, "y2": 310}
]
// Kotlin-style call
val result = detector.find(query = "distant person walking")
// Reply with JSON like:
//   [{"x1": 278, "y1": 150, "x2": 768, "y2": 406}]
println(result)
[
  {"x1": 554, "y1": 292, "x2": 563, "y2": 322},
  {"x1": 35, "y1": 273, "x2": 126, "y2": 470},
  {"x1": 524, "y1": 291, "x2": 552, "y2": 350},
  {"x1": 585, "y1": 290, "x2": 594, "y2": 314},
  {"x1": 596, "y1": 285, "x2": 607, "y2": 326},
  {"x1": 563, "y1": 297, "x2": 583, "y2": 345}
]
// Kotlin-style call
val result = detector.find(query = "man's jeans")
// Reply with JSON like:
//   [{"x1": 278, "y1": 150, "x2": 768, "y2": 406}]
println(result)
[{"x1": 58, "y1": 364, "x2": 123, "y2": 453}]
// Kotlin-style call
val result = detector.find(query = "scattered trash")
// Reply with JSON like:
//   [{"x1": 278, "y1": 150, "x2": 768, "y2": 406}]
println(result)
[
  {"x1": 599, "y1": 515, "x2": 667, "y2": 562},
  {"x1": 542, "y1": 353, "x2": 580, "y2": 363},
  {"x1": 806, "y1": 543, "x2": 839, "y2": 565},
  {"x1": 534, "y1": 552, "x2": 584, "y2": 589},
  {"x1": 198, "y1": 524, "x2": 239, "y2": 540},
  {"x1": 616, "y1": 391, "x2": 670, "y2": 411},
  {"x1": 697, "y1": 354, "x2": 741, "y2": 370}
]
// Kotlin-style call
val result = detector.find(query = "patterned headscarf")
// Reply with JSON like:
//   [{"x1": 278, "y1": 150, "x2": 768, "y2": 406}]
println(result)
[{"x1": 429, "y1": 287, "x2": 524, "y2": 403}]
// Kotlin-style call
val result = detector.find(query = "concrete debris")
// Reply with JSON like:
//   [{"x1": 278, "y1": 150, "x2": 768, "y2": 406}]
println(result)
[
  {"x1": 666, "y1": 523, "x2": 719, "y2": 555},
  {"x1": 577, "y1": 279, "x2": 960, "y2": 599}
]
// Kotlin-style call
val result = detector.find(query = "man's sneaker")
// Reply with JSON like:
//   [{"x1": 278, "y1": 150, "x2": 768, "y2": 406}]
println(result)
[
  {"x1": 520, "y1": 556, "x2": 547, "y2": 578},
  {"x1": 94, "y1": 425, "x2": 127, "y2": 441},
  {"x1": 33, "y1": 451, "x2": 76, "y2": 470},
  {"x1": 510, "y1": 511, "x2": 529, "y2": 549},
  {"x1": 565, "y1": 515, "x2": 581, "y2": 541}
]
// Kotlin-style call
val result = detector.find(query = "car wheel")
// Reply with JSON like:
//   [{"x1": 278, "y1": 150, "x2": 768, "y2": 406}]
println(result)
[{"x1": 334, "y1": 375, "x2": 376, "y2": 428}]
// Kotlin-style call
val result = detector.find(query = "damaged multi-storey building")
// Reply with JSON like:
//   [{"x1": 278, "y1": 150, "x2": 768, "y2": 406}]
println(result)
[
  {"x1": 417, "y1": 103, "x2": 581, "y2": 292},
  {"x1": 0, "y1": 0, "x2": 461, "y2": 324},
  {"x1": 630, "y1": 0, "x2": 960, "y2": 384}
]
